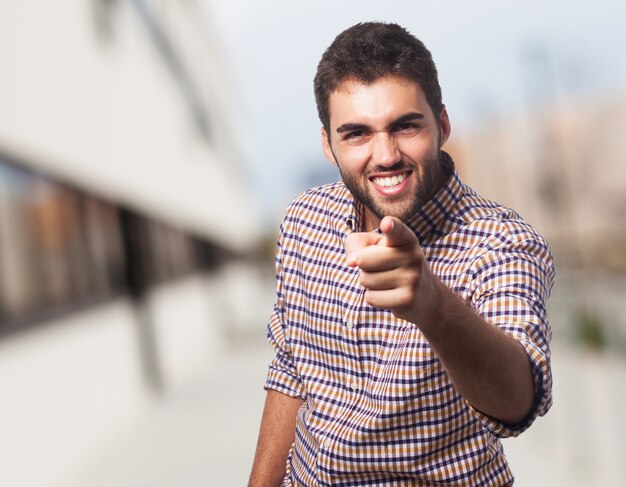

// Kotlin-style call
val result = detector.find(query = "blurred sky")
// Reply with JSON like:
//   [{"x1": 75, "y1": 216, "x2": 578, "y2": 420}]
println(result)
[{"x1": 205, "y1": 0, "x2": 626, "y2": 223}]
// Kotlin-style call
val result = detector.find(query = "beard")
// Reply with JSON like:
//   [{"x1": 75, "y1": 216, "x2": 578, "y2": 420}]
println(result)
[{"x1": 337, "y1": 152, "x2": 443, "y2": 224}]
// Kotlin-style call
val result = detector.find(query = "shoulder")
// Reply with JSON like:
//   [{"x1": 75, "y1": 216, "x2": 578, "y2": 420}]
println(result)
[
  {"x1": 454, "y1": 186, "x2": 554, "y2": 289},
  {"x1": 282, "y1": 181, "x2": 352, "y2": 227},
  {"x1": 454, "y1": 184, "x2": 550, "y2": 254},
  {"x1": 276, "y1": 182, "x2": 352, "y2": 265}
]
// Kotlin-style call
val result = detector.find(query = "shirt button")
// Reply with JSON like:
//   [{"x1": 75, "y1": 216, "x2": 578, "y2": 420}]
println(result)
[
  {"x1": 323, "y1": 438, "x2": 331, "y2": 449},
  {"x1": 345, "y1": 321, "x2": 354, "y2": 329},
  {"x1": 350, "y1": 381, "x2": 359, "y2": 391}
]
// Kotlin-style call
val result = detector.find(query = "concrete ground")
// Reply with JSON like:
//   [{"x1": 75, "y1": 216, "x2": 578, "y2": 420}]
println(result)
[
  {"x1": 65, "y1": 336, "x2": 626, "y2": 487},
  {"x1": 65, "y1": 332, "x2": 272, "y2": 487}
]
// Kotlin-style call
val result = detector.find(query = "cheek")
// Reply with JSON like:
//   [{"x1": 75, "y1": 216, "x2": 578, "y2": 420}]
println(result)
[
  {"x1": 399, "y1": 136, "x2": 439, "y2": 160},
  {"x1": 337, "y1": 146, "x2": 371, "y2": 172}
]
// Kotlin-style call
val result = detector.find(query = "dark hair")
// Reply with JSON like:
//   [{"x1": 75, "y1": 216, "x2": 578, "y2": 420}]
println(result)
[{"x1": 314, "y1": 22, "x2": 442, "y2": 131}]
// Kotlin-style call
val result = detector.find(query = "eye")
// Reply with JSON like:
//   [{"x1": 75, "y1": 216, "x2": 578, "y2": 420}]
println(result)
[
  {"x1": 344, "y1": 130, "x2": 366, "y2": 141},
  {"x1": 394, "y1": 122, "x2": 419, "y2": 134}
]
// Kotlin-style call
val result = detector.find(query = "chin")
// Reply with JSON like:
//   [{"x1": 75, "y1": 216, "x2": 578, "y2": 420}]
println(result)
[{"x1": 371, "y1": 200, "x2": 417, "y2": 223}]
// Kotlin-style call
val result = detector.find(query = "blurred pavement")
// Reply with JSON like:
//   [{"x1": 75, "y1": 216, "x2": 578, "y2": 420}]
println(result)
[
  {"x1": 65, "y1": 332, "x2": 272, "y2": 487},
  {"x1": 63, "y1": 336, "x2": 626, "y2": 487}
]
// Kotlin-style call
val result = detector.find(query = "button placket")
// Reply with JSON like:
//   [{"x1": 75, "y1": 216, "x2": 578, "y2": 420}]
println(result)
[
  {"x1": 343, "y1": 310, "x2": 361, "y2": 396},
  {"x1": 320, "y1": 227, "x2": 364, "y2": 485},
  {"x1": 316, "y1": 433, "x2": 336, "y2": 487}
]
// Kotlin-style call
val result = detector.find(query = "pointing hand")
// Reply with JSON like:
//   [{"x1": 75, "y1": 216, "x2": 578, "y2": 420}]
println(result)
[{"x1": 344, "y1": 216, "x2": 438, "y2": 323}]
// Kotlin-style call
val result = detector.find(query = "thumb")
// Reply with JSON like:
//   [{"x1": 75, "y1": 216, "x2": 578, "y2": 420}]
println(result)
[
  {"x1": 344, "y1": 231, "x2": 382, "y2": 267},
  {"x1": 379, "y1": 216, "x2": 417, "y2": 248}
]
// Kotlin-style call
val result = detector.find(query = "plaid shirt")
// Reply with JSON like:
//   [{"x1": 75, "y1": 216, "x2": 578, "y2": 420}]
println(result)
[{"x1": 265, "y1": 155, "x2": 555, "y2": 486}]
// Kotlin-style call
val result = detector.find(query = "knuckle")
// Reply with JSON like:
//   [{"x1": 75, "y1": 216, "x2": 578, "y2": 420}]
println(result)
[
  {"x1": 364, "y1": 290, "x2": 378, "y2": 307},
  {"x1": 405, "y1": 271, "x2": 420, "y2": 289},
  {"x1": 359, "y1": 272, "x2": 370, "y2": 287},
  {"x1": 397, "y1": 287, "x2": 415, "y2": 308}
]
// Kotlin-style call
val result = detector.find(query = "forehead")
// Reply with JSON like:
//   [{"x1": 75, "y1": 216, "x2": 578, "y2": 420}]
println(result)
[{"x1": 328, "y1": 76, "x2": 432, "y2": 128}]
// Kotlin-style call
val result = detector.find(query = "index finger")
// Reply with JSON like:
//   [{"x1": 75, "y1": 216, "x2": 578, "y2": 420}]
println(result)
[{"x1": 379, "y1": 216, "x2": 417, "y2": 248}]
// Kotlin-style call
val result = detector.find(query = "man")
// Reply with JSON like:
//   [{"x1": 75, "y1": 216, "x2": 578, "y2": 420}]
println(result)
[{"x1": 249, "y1": 22, "x2": 554, "y2": 486}]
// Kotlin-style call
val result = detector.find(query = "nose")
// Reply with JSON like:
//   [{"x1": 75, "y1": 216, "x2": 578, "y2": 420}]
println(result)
[{"x1": 372, "y1": 132, "x2": 400, "y2": 167}]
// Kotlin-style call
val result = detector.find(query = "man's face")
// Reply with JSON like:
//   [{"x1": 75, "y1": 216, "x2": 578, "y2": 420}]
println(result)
[{"x1": 322, "y1": 76, "x2": 450, "y2": 231}]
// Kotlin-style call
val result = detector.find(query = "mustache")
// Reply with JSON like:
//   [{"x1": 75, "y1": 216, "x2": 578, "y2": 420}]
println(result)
[
  {"x1": 368, "y1": 161, "x2": 411, "y2": 174},
  {"x1": 368, "y1": 152, "x2": 445, "y2": 176}
]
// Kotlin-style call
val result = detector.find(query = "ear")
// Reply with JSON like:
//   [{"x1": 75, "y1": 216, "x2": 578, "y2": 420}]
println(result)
[
  {"x1": 321, "y1": 127, "x2": 337, "y2": 166},
  {"x1": 439, "y1": 105, "x2": 451, "y2": 147}
]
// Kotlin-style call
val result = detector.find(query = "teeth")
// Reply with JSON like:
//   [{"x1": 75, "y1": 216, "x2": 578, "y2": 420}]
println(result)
[{"x1": 373, "y1": 173, "x2": 406, "y2": 187}]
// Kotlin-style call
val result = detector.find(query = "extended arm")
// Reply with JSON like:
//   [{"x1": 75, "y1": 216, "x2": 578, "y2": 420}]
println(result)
[
  {"x1": 248, "y1": 390, "x2": 304, "y2": 487},
  {"x1": 346, "y1": 216, "x2": 535, "y2": 425},
  {"x1": 415, "y1": 278, "x2": 534, "y2": 424}
]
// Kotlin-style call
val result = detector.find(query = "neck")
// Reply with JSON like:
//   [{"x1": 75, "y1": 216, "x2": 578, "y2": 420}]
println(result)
[{"x1": 363, "y1": 211, "x2": 380, "y2": 233}]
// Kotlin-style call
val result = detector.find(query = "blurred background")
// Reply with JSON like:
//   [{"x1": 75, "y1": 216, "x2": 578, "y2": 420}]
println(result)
[{"x1": 0, "y1": 1, "x2": 625, "y2": 486}]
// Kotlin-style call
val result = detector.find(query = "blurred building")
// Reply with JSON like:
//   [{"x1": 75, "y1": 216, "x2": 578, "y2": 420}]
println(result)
[
  {"x1": 450, "y1": 90, "x2": 626, "y2": 272},
  {"x1": 447, "y1": 88, "x2": 626, "y2": 355},
  {"x1": 446, "y1": 90, "x2": 626, "y2": 487},
  {"x1": 0, "y1": 2, "x2": 270, "y2": 486}
]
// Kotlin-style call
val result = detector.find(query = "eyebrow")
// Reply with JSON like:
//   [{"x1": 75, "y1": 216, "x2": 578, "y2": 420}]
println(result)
[{"x1": 336, "y1": 112, "x2": 425, "y2": 134}]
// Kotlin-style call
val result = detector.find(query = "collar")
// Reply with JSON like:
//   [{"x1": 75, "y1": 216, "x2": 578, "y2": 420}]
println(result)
[{"x1": 341, "y1": 151, "x2": 464, "y2": 243}]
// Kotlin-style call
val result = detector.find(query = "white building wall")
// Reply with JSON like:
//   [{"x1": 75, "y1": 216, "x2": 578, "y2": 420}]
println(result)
[
  {"x1": 0, "y1": 0, "x2": 258, "y2": 251},
  {"x1": 0, "y1": 2, "x2": 269, "y2": 485}
]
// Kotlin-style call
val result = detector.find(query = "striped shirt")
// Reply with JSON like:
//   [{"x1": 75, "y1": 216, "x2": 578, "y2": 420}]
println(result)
[{"x1": 265, "y1": 155, "x2": 555, "y2": 486}]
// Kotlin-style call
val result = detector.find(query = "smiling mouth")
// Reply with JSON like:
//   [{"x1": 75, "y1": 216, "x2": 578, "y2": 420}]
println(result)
[
  {"x1": 370, "y1": 170, "x2": 412, "y2": 188},
  {"x1": 371, "y1": 172, "x2": 408, "y2": 187},
  {"x1": 368, "y1": 170, "x2": 413, "y2": 199}
]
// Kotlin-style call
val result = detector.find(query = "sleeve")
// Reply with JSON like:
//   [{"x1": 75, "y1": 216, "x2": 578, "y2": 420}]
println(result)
[
  {"x1": 263, "y1": 224, "x2": 306, "y2": 399},
  {"x1": 467, "y1": 234, "x2": 555, "y2": 438}
]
